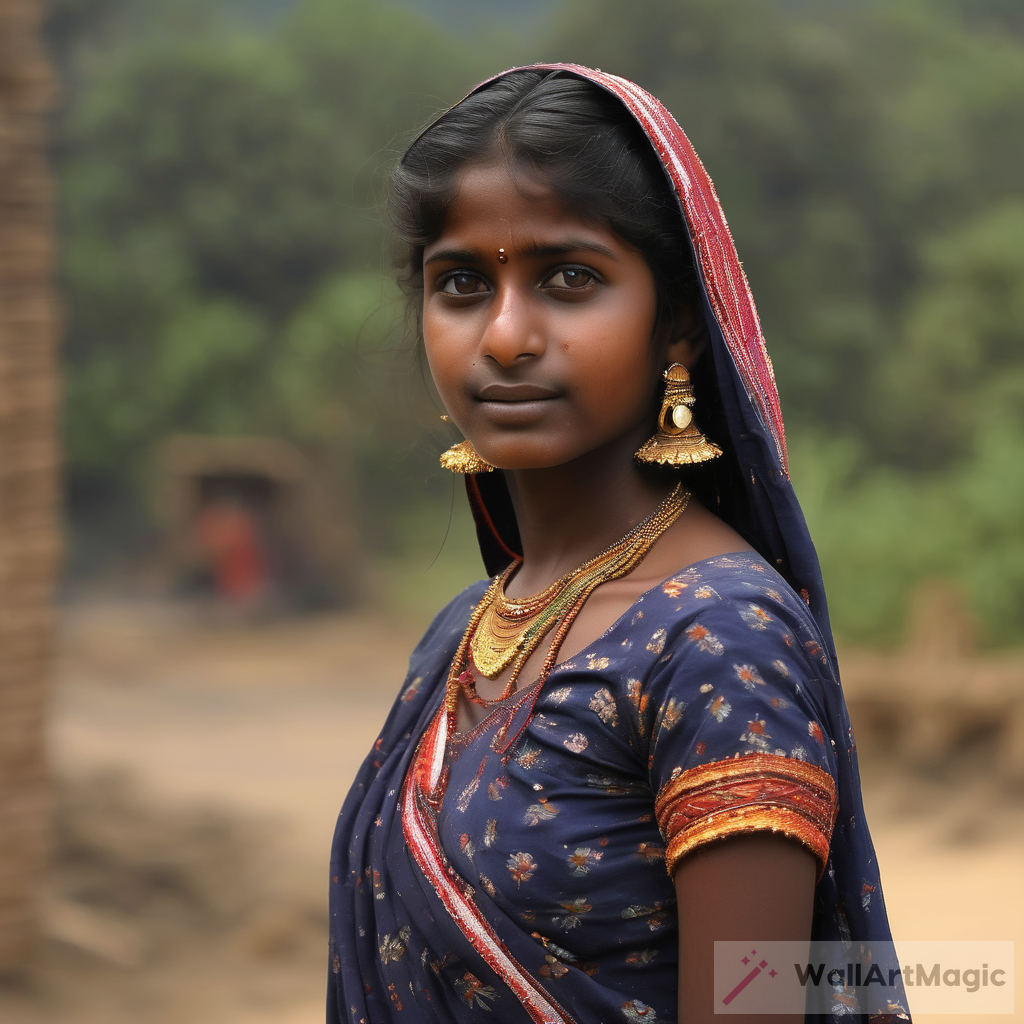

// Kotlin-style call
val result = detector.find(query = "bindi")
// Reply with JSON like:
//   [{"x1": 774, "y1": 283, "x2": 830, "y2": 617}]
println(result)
[{"x1": 497, "y1": 248, "x2": 508, "y2": 263}]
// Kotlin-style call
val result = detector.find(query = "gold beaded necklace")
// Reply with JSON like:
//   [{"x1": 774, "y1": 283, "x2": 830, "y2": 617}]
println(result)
[{"x1": 448, "y1": 483, "x2": 690, "y2": 710}]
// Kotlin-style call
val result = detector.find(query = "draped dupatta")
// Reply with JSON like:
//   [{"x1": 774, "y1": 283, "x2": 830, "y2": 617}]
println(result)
[
  {"x1": 328, "y1": 65, "x2": 904, "y2": 1024},
  {"x1": 464, "y1": 65, "x2": 834, "y2": 658}
]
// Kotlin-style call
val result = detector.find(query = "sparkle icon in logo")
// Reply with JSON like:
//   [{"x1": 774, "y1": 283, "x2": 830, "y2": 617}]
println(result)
[{"x1": 723, "y1": 949, "x2": 778, "y2": 1006}]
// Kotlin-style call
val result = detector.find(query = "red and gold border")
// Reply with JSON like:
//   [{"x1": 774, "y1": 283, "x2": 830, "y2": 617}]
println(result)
[
  {"x1": 655, "y1": 753, "x2": 837, "y2": 876},
  {"x1": 402, "y1": 702, "x2": 575, "y2": 1024}
]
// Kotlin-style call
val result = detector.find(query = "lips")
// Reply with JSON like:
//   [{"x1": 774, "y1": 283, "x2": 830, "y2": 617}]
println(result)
[
  {"x1": 473, "y1": 381, "x2": 562, "y2": 428},
  {"x1": 476, "y1": 382, "x2": 560, "y2": 402}
]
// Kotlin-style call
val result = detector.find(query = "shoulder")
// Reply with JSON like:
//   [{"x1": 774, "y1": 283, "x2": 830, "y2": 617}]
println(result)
[
  {"x1": 659, "y1": 551, "x2": 809, "y2": 615},
  {"x1": 637, "y1": 559, "x2": 842, "y2": 875},
  {"x1": 613, "y1": 554, "x2": 836, "y2": 734},
  {"x1": 551, "y1": 553, "x2": 833, "y2": 718},
  {"x1": 407, "y1": 577, "x2": 492, "y2": 675},
  {"x1": 375, "y1": 578, "x2": 492, "y2": 741},
  {"x1": 642, "y1": 553, "x2": 828, "y2": 668}
]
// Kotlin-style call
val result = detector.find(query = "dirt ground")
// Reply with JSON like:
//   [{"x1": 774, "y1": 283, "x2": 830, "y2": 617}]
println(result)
[{"x1": 1, "y1": 599, "x2": 1021, "y2": 1023}]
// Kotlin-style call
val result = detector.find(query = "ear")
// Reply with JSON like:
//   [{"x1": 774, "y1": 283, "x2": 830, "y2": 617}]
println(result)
[{"x1": 664, "y1": 302, "x2": 707, "y2": 371}]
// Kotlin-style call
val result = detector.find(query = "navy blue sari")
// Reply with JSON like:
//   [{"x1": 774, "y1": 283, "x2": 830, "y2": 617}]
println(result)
[{"x1": 328, "y1": 65, "x2": 908, "y2": 1024}]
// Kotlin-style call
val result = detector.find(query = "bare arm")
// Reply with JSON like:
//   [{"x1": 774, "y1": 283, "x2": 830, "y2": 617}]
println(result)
[{"x1": 675, "y1": 834, "x2": 816, "y2": 1024}]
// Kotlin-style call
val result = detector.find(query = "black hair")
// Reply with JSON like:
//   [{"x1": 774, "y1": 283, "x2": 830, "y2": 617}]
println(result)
[{"x1": 387, "y1": 69, "x2": 699, "y2": 335}]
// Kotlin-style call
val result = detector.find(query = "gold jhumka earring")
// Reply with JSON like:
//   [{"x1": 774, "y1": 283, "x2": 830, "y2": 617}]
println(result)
[
  {"x1": 635, "y1": 363, "x2": 723, "y2": 466},
  {"x1": 439, "y1": 415, "x2": 494, "y2": 473}
]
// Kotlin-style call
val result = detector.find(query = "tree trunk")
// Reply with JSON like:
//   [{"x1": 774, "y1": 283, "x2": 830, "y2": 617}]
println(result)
[{"x1": 0, "y1": 0, "x2": 60, "y2": 976}]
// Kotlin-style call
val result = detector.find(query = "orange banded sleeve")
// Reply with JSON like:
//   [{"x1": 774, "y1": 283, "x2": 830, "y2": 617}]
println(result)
[{"x1": 655, "y1": 752, "x2": 838, "y2": 877}]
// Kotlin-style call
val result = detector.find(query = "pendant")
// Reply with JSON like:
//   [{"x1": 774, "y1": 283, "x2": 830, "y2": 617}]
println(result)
[{"x1": 461, "y1": 484, "x2": 691, "y2": 694}]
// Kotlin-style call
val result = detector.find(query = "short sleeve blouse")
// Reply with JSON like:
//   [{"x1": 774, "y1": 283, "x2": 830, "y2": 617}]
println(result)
[
  {"x1": 642, "y1": 556, "x2": 839, "y2": 873},
  {"x1": 435, "y1": 552, "x2": 841, "y2": 1020}
]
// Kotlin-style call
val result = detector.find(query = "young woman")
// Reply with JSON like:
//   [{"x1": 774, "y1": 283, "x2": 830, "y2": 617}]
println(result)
[{"x1": 328, "y1": 66, "x2": 907, "y2": 1024}]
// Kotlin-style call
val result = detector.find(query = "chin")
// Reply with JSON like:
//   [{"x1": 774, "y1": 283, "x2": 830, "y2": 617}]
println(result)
[{"x1": 477, "y1": 439, "x2": 595, "y2": 472}]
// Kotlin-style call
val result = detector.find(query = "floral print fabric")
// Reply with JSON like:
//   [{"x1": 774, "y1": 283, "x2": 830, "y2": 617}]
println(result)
[
  {"x1": 435, "y1": 553, "x2": 842, "y2": 1021},
  {"x1": 329, "y1": 60, "x2": 909, "y2": 1022},
  {"x1": 328, "y1": 553, "x2": 906, "y2": 1024}
]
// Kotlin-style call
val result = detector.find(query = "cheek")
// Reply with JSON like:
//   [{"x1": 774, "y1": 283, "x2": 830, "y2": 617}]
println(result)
[
  {"x1": 570, "y1": 319, "x2": 657, "y2": 417},
  {"x1": 423, "y1": 324, "x2": 466, "y2": 398},
  {"x1": 589, "y1": 354, "x2": 654, "y2": 417}
]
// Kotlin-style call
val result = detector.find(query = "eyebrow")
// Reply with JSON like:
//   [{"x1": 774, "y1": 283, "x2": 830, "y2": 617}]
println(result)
[
  {"x1": 423, "y1": 238, "x2": 620, "y2": 265},
  {"x1": 423, "y1": 248, "x2": 479, "y2": 266}
]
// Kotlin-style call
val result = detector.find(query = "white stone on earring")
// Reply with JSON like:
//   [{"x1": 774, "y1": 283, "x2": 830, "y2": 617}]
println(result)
[{"x1": 671, "y1": 405, "x2": 693, "y2": 430}]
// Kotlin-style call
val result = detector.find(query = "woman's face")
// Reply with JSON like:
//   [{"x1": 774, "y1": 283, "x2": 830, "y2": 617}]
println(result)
[{"x1": 422, "y1": 162, "x2": 696, "y2": 472}]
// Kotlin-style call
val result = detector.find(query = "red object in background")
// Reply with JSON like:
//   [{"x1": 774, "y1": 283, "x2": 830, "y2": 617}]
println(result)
[{"x1": 193, "y1": 500, "x2": 267, "y2": 604}]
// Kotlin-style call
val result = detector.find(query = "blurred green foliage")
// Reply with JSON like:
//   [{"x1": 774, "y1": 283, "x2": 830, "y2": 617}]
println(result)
[
  {"x1": 51, "y1": 0, "x2": 1024, "y2": 645},
  {"x1": 57, "y1": 0, "x2": 480, "y2": 465}
]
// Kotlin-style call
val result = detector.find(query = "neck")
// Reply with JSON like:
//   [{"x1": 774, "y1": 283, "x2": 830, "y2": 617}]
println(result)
[{"x1": 503, "y1": 430, "x2": 673, "y2": 595}]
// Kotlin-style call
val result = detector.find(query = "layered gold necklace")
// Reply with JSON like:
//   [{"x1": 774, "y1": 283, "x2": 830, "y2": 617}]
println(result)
[{"x1": 448, "y1": 483, "x2": 690, "y2": 709}]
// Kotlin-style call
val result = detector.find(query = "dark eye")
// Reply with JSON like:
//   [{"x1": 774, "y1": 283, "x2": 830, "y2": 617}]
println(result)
[
  {"x1": 547, "y1": 268, "x2": 594, "y2": 289},
  {"x1": 441, "y1": 273, "x2": 486, "y2": 295}
]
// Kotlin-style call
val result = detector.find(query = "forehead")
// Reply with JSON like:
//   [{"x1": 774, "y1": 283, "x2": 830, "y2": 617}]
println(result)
[{"x1": 436, "y1": 161, "x2": 623, "y2": 247}]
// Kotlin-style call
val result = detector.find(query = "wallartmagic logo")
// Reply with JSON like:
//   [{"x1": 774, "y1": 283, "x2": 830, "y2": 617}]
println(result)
[
  {"x1": 713, "y1": 940, "x2": 1014, "y2": 1015},
  {"x1": 721, "y1": 949, "x2": 778, "y2": 1007}
]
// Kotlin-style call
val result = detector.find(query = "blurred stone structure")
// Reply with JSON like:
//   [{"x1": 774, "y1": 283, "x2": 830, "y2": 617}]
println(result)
[
  {"x1": 0, "y1": 0, "x2": 61, "y2": 976},
  {"x1": 160, "y1": 435, "x2": 359, "y2": 608},
  {"x1": 843, "y1": 582, "x2": 1024, "y2": 785}
]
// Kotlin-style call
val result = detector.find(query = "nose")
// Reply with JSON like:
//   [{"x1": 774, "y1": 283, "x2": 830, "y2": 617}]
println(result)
[{"x1": 478, "y1": 282, "x2": 545, "y2": 369}]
